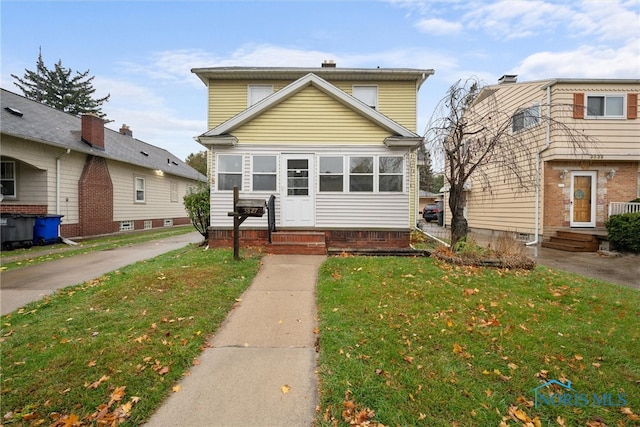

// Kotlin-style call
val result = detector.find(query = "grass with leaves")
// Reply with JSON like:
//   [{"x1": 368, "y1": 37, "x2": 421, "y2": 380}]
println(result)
[
  {"x1": 0, "y1": 226, "x2": 197, "y2": 272},
  {"x1": 0, "y1": 246, "x2": 261, "y2": 426},
  {"x1": 316, "y1": 256, "x2": 640, "y2": 426}
]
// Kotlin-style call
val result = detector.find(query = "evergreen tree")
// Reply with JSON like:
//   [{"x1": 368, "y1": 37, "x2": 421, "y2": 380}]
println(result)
[{"x1": 11, "y1": 50, "x2": 110, "y2": 117}]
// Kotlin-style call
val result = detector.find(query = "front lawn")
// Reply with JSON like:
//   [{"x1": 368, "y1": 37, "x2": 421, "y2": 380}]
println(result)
[
  {"x1": 316, "y1": 256, "x2": 640, "y2": 426},
  {"x1": 0, "y1": 246, "x2": 261, "y2": 426}
]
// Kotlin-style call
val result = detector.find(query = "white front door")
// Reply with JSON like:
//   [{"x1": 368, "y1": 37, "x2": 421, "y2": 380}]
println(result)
[
  {"x1": 570, "y1": 171, "x2": 596, "y2": 227},
  {"x1": 281, "y1": 154, "x2": 315, "y2": 227}
]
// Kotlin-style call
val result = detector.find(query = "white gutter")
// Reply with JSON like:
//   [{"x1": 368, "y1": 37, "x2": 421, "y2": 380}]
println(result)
[
  {"x1": 56, "y1": 148, "x2": 71, "y2": 215},
  {"x1": 526, "y1": 86, "x2": 552, "y2": 246}
]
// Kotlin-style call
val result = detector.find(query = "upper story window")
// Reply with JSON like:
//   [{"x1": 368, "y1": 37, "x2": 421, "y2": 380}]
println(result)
[
  {"x1": 378, "y1": 156, "x2": 403, "y2": 192},
  {"x1": 135, "y1": 177, "x2": 145, "y2": 203},
  {"x1": 352, "y1": 85, "x2": 378, "y2": 109},
  {"x1": 512, "y1": 104, "x2": 540, "y2": 133},
  {"x1": 586, "y1": 94, "x2": 624, "y2": 118},
  {"x1": 319, "y1": 157, "x2": 344, "y2": 192},
  {"x1": 252, "y1": 155, "x2": 277, "y2": 191},
  {"x1": 1, "y1": 161, "x2": 16, "y2": 199},
  {"x1": 248, "y1": 85, "x2": 274, "y2": 106},
  {"x1": 217, "y1": 154, "x2": 243, "y2": 191}
]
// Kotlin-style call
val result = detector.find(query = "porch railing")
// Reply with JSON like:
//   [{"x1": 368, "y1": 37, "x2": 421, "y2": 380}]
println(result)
[
  {"x1": 267, "y1": 195, "x2": 276, "y2": 243},
  {"x1": 608, "y1": 202, "x2": 640, "y2": 216}
]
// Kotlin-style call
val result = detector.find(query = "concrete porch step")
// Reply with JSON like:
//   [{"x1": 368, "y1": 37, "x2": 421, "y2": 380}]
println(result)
[{"x1": 267, "y1": 231, "x2": 327, "y2": 255}]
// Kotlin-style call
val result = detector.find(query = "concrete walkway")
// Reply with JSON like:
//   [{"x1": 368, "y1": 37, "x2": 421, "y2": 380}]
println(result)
[{"x1": 145, "y1": 254, "x2": 325, "y2": 427}]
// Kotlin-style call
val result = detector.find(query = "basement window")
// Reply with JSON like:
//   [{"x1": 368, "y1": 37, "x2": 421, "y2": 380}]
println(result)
[
  {"x1": 120, "y1": 221, "x2": 134, "y2": 232},
  {"x1": 164, "y1": 219, "x2": 173, "y2": 227}
]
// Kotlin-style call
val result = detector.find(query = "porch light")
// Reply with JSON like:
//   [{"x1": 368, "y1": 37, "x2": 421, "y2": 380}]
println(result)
[
  {"x1": 560, "y1": 170, "x2": 569, "y2": 180},
  {"x1": 607, "y1": 169, "x2": 616, "y2": 179}
]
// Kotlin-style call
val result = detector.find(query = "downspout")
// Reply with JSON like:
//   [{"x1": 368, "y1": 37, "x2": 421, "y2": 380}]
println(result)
[
  {"x1": 526, "y1": 85, "x2": 551, "y2": 246},
  {"x1": 56, "y1": 148, "x2": 71, "y2": 215}
]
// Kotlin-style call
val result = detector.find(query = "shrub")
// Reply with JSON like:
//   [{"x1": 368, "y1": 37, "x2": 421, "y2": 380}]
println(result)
[
  {"x1": 605, "y1": 212, "x2": 640, "y2": 252},
  {"x1": 183, "y1": 182, "x2": 210, "y2": 241}
]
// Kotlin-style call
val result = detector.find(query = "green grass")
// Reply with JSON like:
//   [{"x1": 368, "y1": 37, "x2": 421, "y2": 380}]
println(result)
[
  {"x1": 0, "y1": 246, "x2": 261, "y2": 426},
  {"x1": 316, "y1": 256, "x2": 640, "y2": 426},
  {"x1": 0, "y1": 226, "x2": 197, "y2": 272}
]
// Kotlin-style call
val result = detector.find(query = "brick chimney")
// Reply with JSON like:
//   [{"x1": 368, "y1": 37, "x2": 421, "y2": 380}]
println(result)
[
  {"x1": 119, "y1": 124, "x2": 133, "y2": 137},
  {"x1": 81, "y1": 114, "x2": 105, "y2": 150},
  {"x1": 321, "y1": 60, "x2": 336, "y2": 68}
]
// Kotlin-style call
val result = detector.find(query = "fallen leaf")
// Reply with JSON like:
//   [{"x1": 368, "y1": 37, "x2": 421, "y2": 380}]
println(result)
[
  {"x1": 453, "y1": 343, "x2": 463, "y2": 354},
  {"x1": 87, "y1": 375, "x2": 110, "y2": 389},
  {"x1": 281, "y1": 384, "x2": 291, "y2": 394},
  {"x1": 403, "y1": 355, "x2": 414, "y2": 364},
  {"x1": 556, "y1": 416, "x2": 566, "y2": 426},
  {"x1": 172, "y1": 385, "x2": 181, "y2": 393}
]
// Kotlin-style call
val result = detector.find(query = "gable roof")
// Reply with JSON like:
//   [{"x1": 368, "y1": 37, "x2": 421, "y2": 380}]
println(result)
[
  {"x1": 1, "y1": 88, "x2": 206, "y2": 181},
  {"x1": 197, "y1": 73, "x2": 423, "y2": 147}
]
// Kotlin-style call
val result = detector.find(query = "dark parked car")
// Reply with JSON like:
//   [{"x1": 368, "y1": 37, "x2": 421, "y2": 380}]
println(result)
[{"x1": 422, "y1": 201, "x2": 443, "y2": 222}]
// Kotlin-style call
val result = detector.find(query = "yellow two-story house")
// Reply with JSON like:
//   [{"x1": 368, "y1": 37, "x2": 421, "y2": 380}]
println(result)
[
  {"x1": 192, "y1": 62, "x2": 434, "y2": 253},
  {"x1": 451, "y1": 77, "x2": 639, "y2": 251}
]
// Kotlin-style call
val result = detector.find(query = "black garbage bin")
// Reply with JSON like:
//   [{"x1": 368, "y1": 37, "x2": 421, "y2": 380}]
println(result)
[
  {"x1": 1, "y1": 214, "x2": 36, "y2": 250},
  {"x1": 437, "y1": 211, "x2": 444, "y2": 227}
]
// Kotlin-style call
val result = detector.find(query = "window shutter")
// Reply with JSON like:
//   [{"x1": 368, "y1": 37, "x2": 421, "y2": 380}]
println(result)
[
  {"x1": 627, "y1": 93, "x2": 638, "y2": 119},
  {"x1": 573, "y1": 93, "x2": 584, "y2": 119}
]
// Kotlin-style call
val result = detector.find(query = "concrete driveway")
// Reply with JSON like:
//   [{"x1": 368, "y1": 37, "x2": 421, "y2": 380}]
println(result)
[{"x1": 0, "y1": 231, "x2": 203, "y2": 315}]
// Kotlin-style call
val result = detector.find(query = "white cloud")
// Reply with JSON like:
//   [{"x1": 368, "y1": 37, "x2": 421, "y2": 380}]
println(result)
[
  {"x1": 463, "y1": 0, "x2": 573, "y2": 40},
  {"x1": 570, "y1": 0, "x2": 640, "y2": 42},
  {"x1": 515, "y1": 40, "x2": 640, "y2": 79},
  {"x1": 415, "y1": 18, "x2": 463, "y2": 35}
]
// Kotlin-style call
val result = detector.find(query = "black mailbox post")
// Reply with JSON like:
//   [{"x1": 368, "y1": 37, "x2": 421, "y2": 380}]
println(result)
[{"x1": 227, "y1": 187, "x2": 266, "y2": 260}]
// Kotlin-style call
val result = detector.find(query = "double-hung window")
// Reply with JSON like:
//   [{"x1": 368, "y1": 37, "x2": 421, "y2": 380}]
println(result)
[
  {"x1": 586, "y1": 94, "x2": 624, "y2": 118},
  {"x1": 135, "y1": 177, "x2": 145, "y2": 203},
  {"x1": 319, "y1": 157, "x2": 344, "y2": 192},
  {"x1": 349, "y1": 156, "x2": 374, "y2": 192},
  {"x1": 352, "y1": 85, "x2": 378, "y2": 109},
  {"x1": 252, "y1": 155, "x2": 277, "y2": 191},
  {"x1": 512, "y1": 104, "x2": 540, "y2": 132},
  {"x1": 217, "y1": 154, "x2": 243, "y2": 191},
  {"x1": 248, "y1": 85, "x2": 274, "y2": 106},
  {"x1": 379, "y1": 156, "x2": 403, "y2": 192},
  {"x1": 1, "y1": 161, "x2": 16, "y2": 198}
]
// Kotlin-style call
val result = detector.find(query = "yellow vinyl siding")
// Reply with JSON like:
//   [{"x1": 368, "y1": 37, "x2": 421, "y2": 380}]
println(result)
[
  {"x1": 231, "y1": 85, "x2": 391, "y2": 144},
  {"x1": 208, "y1": 80, "x2": 290, "y2": 128},
  {"x1": 208, "y1": 79, "x2": 418, "y2": 131}
]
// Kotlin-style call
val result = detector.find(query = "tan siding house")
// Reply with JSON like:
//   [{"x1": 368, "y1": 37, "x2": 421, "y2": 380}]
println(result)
[
  {"x1": 1, "y1": 89, "x2": 206, "y2": 242},
  {"x1": 451, "y1": 78, "x2": 640, "y2": 247},
  {"x1": 192, "y1": 63, "x2": 434, "y2": 253}
]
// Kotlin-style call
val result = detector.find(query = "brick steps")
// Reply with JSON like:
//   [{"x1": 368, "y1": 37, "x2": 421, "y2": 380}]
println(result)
[
  {"x1": 541, "y1": 231, "x2": 600, "y2": 252},
  {"x1": 266, "y1": 231, "x2": 327, "y2": 255}
]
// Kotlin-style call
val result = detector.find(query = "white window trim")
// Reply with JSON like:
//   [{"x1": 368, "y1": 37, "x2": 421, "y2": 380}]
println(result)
[
  {"x1": 352, "y1": 85, "x2": 378, "y2": 109},
  {"x1": 248, "y1": 85, "x2": 274, "y2": 107},
  {"x1": 378, "y1": 156, "x2": 404, "y2": 193},
  {"x1": 135, "y1": 176, "x2": 145, "y2": 203},
  {"x1": 1, "y1": 160, "x2": 17, "y2": 199},
  {"x1": 216, "y1": 154, "x2": 244, "y2": 192},
  {"x1": 250, "y1": 155, "x2": 278, "y2": 192},
  {"x1": 512, "y1": 103, "x2": 541, "y2": 133},
  {"x1": 585, "y1": 93, "x2": 626, "y2": 119},
  {"x1": 318, "y1": 156, "x2": 345, "y2": 193}
]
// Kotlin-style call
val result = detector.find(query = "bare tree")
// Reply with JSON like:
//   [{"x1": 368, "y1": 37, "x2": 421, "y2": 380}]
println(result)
[{"x1": 425, "y1": 77, "x2": 597, "y2": 248}]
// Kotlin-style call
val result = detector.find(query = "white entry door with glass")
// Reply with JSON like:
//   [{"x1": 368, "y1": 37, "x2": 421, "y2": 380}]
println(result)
[{"x1": 280, "y1": 154, "x2": 315, "y2": 227}]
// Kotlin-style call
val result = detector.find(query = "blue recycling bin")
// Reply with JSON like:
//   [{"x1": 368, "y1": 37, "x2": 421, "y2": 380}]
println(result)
[{"x1": 33, "y1": 214, "x2": 63, "y2": 246}]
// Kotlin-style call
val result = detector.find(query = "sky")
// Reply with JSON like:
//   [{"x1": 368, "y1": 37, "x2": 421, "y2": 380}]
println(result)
[{"x1": 1, "y1": 0, "x2": 639, "y2": 165}]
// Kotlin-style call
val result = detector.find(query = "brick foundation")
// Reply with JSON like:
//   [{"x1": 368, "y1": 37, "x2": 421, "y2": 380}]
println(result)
[
  {"x1": 0, "y1": 204, "x2": 48, "y2": 215},
  {"x1": 207, "y1": 228, "x2": 411, "y2": 251}
]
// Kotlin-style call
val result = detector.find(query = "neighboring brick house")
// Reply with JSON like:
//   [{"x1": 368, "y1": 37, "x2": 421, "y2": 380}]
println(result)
[
  {"x1": 1, "y1": 88, "x2": 206, "y2": 239},
  {"x1": 446, "y1": 77, "x2": 639, "y2": 250},
  {"x1": 192, "y1": 62, "x2": 434, "y2": 254}
]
